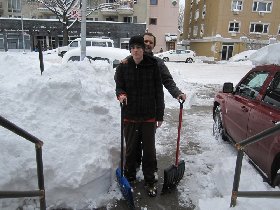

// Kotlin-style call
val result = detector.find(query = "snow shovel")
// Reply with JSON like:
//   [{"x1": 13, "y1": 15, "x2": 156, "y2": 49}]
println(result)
[
  {"x1": 115, "y1": 102, "x2": 135, "y2": 209},
  {"x1": 162, "y1": 100, "x2": 185, "y2": 194}
]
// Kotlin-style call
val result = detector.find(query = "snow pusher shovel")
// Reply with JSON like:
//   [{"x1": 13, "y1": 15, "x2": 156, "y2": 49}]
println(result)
[
  {"x1": 115, "y1": 103, "x2": 135, "y2": 209},
  {"x1": 162, "y1": 100, "x2": 185, "y2": 194}
]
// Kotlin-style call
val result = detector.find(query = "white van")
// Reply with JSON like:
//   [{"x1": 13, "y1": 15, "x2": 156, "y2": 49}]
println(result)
[{"x1": 58, "y1": 37, "x2": 114, "y2": 57}]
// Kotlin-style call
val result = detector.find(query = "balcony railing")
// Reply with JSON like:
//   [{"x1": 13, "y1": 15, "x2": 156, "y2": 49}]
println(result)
[{"x1": 100, "y1": 2, "x2": 134, "y2": 16}]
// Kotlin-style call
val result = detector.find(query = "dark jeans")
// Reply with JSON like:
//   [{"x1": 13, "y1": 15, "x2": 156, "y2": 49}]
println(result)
[
  {"x1": 124, "y1": 122, "x2": 156, "y2": 183},
  {"x1": 136, "y1": 133, "x2": 158, "y2": 172}
]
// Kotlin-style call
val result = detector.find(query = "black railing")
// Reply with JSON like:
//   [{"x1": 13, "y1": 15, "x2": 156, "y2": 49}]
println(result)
[
  {"x1": 230, "y1": 123, "x2": 280, "y2": 207},
  {"x1": 0, "y1": 115, "x2": 46, "y2": 210}
]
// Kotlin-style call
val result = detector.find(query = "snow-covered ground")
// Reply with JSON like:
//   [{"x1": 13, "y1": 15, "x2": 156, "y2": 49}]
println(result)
[{"x1": 0, "y1": 49, "x2": 279, "y2": 210}]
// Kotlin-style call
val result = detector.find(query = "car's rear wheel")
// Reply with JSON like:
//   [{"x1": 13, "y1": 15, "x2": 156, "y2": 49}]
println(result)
[
  {"x1": 60, "y1": 51, "x2": 66, "y2": 57},
  {"x1": 213, "y1": 106, "x2": 226, "y2": 140},
  {"x1": 163, "y1": 57, "x2": 169, "y2": 62},
  {"x1": 186, "y1": 58, "x2": 193, "y2": 63},
  {"x1": 273, "y1": 173, "x2": 280, "y2": 187}
]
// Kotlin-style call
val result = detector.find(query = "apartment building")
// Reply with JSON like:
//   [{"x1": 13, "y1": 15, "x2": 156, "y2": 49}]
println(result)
[
  {"x1": 86, "y1": 0, "x2": 179, "y2": 52},
  {"x1": 0, "y1": 0, "x2": 179, "y2": 52},
  {"x1": 182, "y1": 0, "x2": 280, "y2": 61}
]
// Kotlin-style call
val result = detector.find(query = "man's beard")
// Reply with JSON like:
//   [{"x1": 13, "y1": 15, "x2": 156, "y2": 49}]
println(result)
[{"x1": 145, "y1": 46, "x2": 153, "y2": 53}]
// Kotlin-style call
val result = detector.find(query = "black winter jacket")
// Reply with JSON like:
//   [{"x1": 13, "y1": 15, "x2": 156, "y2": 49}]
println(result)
[
  {"x1": 125, "y1": 53, "x2": 183, "y2": 98},
  {"x1": 153, "y1": 55, "x2": 183, "y2": 98},
  {"x1": 115, "y1": 55, "x2": 164, "y2": 121}
]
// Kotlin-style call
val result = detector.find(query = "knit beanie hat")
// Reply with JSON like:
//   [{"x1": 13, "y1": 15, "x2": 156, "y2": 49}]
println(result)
[{"x1": 129, "y1": 35, "x2": 145, "y2": 50}]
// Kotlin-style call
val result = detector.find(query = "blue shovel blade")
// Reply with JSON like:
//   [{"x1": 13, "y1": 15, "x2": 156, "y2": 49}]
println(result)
[{"x1": 116, "y1": 168, "x2": 135, "y2": 209}]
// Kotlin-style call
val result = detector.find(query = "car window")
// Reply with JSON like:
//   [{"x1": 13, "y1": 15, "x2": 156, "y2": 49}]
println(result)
[
  {"x1": 236, "y1": 71, "x2": 269, "y2": 99},
  {"x1": 68, "y1": 56, "x2": 91, "y2": 62},
  {"x1": 69, "y1": 41, "x2": 78, "y2": 47},
  {"x1": 107, "y1": 42, "x2": 113, "y2": 47},
  {"x1": 92, "y1": 42, "x2": 107, "y2": 47},
  {"x1": 68, "y1": 56, "x2": 80, "y2": 61},
  {"x1": 263, "y1": 72, "x2": 280, "y2": 109}
]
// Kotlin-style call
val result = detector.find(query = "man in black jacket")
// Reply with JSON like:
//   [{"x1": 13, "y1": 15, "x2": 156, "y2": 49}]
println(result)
[
  {"x1": 115, "y1": 35, "x2": 164, "y2": 197},
  {"x1": 144, "y1": 32, "x2": 186, "y2": 100},
  {"x1": 121, "y1": 33, "x2": 186, "y2": 181}
]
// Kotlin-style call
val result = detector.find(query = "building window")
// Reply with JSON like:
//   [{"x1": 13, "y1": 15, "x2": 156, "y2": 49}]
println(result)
[
  {"x1": 202, "y1": 5, "x2": 206, "y2": 19},
  {"x1": 252, "y1": 1, "x2": 272, "y2": 12},
  {"x1": 278, "y1": 25, "x2": 280, "y2": 35},
  {"x1": 229, "y1": 22, "x2": 240, "y2": 32},
  {"x1": 8, "y1": 0, "x2": 21, "y2": 12},
  {"x1": 106, "y1": 0, "x2": 115, "y2": 3},
  {"x1": 232, "y1": 0, "x2": 243, "y2": 11},
  {"x1": 150, "y1": 0, "x2": 158, "y2": 5},
  {"x1": 134, "y1": 0, "x2": 137, "y2": 4},
  {"x1": 200, "y1": 24, "x2": 204, "y2": 37},
  {"x1": 250, "y1": 23, "x2": 269, "y2": 34},
  {"x1": 149, "y1": 18, "x2": 157, "y2": 25},
  {"x1": 124, "y1": 16, "x2": 132, "y2": 23},
  {"x1": 193, "y1": 26, "x2": 198, "y2": 37},
  {"x1": 106, "y1": 17, "x2": 115, "y2": 21},
  {"x1": 194, "y1": 9, "x2": 199, "y2": 21}
]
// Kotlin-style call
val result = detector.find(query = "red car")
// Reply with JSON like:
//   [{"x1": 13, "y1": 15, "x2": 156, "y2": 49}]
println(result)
[{"x1": 213, "y1": 64, "x2": 280, "y2": 187}]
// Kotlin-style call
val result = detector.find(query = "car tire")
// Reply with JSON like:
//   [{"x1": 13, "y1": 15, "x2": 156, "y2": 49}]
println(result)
[
  {"x1": 61, "y1": 51, "x2": 66, "y2": 57},
  {"x1": 213, "y1": 106, "x2": 226, "y2": 140},
  {"x1": 273, "y1": 173, "x2": 280, "y2": 187},
  {"x1": 186, "y1": 58, "x2": 193, "y2": 63},
  {"x1": 163, "y1": 57, "x2": 169, "y2": 62}
]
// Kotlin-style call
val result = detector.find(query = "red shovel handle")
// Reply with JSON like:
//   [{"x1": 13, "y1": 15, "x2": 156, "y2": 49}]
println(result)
[{"x1": 175, "y1": 100, "x2": 184, "y2": 166}]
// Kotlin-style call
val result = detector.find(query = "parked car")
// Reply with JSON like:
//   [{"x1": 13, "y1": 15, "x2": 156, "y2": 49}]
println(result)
[
  {"x1": 62, "y1": 46, "x2": 130, "y2": 68},
  {"x1": 154, "y1": 49, "x2": 196, "y2": 63},
  {"x1": 213, "y1": 64, "x2": 280, "y2": 187},
  {"x1": 58, "y1": 37, "x2": 114, "y2": 57}
]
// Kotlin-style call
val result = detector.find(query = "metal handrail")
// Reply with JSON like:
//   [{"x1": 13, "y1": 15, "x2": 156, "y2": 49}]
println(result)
[
  {"x1": 0, "y1": 115, "x2": 46, "y2": 210},
  {"x1": 230, "y1": 123, "x2": 280, "y2": 207}
]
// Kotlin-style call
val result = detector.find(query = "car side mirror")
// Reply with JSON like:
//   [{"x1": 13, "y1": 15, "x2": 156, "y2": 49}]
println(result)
[{"x1": 223, "y1": 82, "x2": 234, "y2": 93}]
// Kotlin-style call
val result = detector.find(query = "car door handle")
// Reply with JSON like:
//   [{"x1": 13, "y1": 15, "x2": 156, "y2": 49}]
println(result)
[
  {"x1": 241, "y1": 106, "x2": 249, "y2": 112},
  {"x1": 272, "y1": 120, "x2": 280, "y2": 125}
]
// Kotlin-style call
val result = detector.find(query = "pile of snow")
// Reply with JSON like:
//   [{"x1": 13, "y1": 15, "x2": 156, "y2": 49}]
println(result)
[
  {"x1": 229, "y1": 50, "x2": 257, "y2": 62},
  {"x1": 1, "y1": 51, "x2": 279, "y2": 210},
  {"x1": 0, "y1": 52, "x2": 122, "y2": 208},
  {"x1": 250, "y1": 43, "x2": 280, "y2": 66}
]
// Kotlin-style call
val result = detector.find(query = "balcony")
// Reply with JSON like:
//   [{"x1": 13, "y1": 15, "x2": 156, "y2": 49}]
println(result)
[
  {"x1": 100, "y1": 2, "x2": 134, "y2": 16},
  {"x1": 117, "y1": 6, "x2": 134, "y2": 15},
  {"x1": 100, "y1": 8, "x2": 118, "y2": 16}
]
